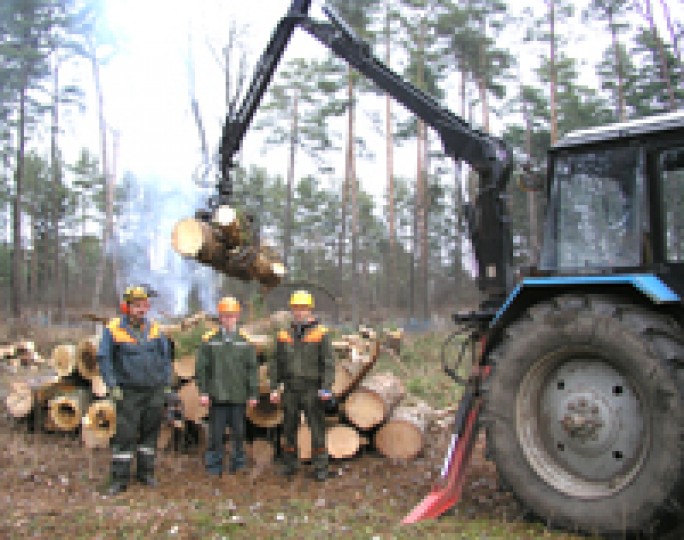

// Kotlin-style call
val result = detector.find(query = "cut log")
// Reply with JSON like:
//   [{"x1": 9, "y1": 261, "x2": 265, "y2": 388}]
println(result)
[
  {"x1": 157, "y1": 423, "x2": 173, "y2": 451},
  {"x1": 84, "y1": 399, "x2": 116, "y2": 440},
  {"x1": 297, "y1": 421, "x2": 312, "y2": 462},
  {"x1": 171, "y1": 216, "x2": 286, "y2": 289},
  {"x1": 173, "y1": 355, "x2": 196, "y2": 380},
  {"x1": 91, "y1": 375, "x2": 108, "y2": 398},
  {"x1": 172, "y1": 217, "x2": 224, "y2": 263},
  {"x1": 374, "y1": 404, "x2": 430, "y2": 460},
  {"x1": 334, "y1": 340, "x2": 381, "y2": 400},
  {"x1": 327, "y1": 424, "x2": 368, "y2": 459},
  {"x1": 342, "y1": 372, "x2": 405, "y2": 430},
  {"x1": 383, "y1": 328, "x2": 403, "y2": 354},
  {"x1": 242, "y1": 333, "x2": 271, "y2": 356},
  {"x1": 5, "y1": 383, "x2": 32, "y2": 418},
  {"x1": 178, "y1": 381, "x2": 208, "y2": 423},
  {"x1": 246, "y1": 395, "x2": 283, "y2": 428},
  {"x1": 258, "y1": 364, "x2": 270, "y2": 395},
  {"x1": 51, "y1": 344, "x2": 76, "y2": 378},
  {"x1": 75, "y1": 336, "x2": 100, "y2": 380},
  {"x1": 33, "y1": 377, "x2": 76, "y2": 406},
  {"x1": 0, "y1": 344, "x2": 16, "y2": 359},
  {"x1": 49, "y1": 388, "x2": 91, "y2": 431}
]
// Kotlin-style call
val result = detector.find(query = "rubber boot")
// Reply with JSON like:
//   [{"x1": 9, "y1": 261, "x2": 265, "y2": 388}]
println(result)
[
  {"x1": 312, "y1": 447, "x2": 328, "y2": 482},
  {"x1": 205, "y1": 449, "x2": 223, "y2": 477},
  {"x1": 229, "y1": 444, "x2": 246, "y2": 474},
  {"x1": 136, "y1": 448, "x2": 158, "y2": 486},
  {"x1": 281, "y1": 447, "x2": 298, "y2": 478},
  {"x1": 108, "y1": 456, "x2": 131, "y2": 495}
]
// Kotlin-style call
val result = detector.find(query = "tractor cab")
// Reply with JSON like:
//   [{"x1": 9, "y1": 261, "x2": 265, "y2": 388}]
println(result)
[{"x1": 539, "y1": 110, "x2": 684, "y2": 293}]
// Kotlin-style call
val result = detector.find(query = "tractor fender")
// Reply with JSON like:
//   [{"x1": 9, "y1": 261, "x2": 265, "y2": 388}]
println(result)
[{"x1": 484, "y1": 274, "x2": 680, "y2": 358}]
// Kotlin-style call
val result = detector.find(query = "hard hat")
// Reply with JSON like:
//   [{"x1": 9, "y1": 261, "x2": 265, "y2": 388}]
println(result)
[
  {"x1": 217, "y1": 296, "x2": 241, "y2": 314},
  {"x1": 123, "y1": 285, "x2": 149, "y2": 303},
  {"x1": 289, "y1": 290, "x2": 314, "y2": 309}
]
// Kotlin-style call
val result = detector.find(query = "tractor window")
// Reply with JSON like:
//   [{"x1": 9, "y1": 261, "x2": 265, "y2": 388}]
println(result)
[
  {"x1": 541, "y1": 147, "x2": 642, "y2": 271},
  {"x1": 661, "y1": 148, "x2": 684, "y2": 262}
]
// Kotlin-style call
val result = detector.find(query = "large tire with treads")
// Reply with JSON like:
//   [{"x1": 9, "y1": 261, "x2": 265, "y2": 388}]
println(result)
[{"x1": 485, "y1": 294, "x2": 684, "y2": 536}]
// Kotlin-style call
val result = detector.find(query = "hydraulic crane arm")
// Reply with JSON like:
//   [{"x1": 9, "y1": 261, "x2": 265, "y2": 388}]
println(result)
[{"x1": 216, "y1": 0, "x2": 514, "y2": 299}]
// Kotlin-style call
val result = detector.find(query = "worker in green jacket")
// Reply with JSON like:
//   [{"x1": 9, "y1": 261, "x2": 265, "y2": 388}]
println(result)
[
  {"x1": 269, "y1": 290, "x2": 334, "y2": 481},
  {"x1": 196, "y1": 296, "x2": 258, "y2": 476}
]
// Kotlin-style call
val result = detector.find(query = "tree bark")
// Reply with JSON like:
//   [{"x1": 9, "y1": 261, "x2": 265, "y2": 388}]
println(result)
[
  {"x1": 75, "y1": 335, "x2": 100, "y2": 380},
  {"x1": 549, "y1": 0, "x2": 558, "y2": 144},
  {"x1": 51, "y1": 343, "x2": 77, "y2": 378},
  {"x1": 349, "y1": 68, "x2": 360, "y2": 328},
  {"x1": 11, "y1": 69, "x2": 27, "y2": 319},
  {"x1": 385, "y1": 0, "x2": 396, "y2": 317},
  {"x1": 284, "y1": 91, "x2": 298, "y2": 268},
  {"x1": 641, "y1": 0, "x2": 676, "y2": 109},
  {"x1": 91, "y1": 43, "x2": 111, "y2": 310}
]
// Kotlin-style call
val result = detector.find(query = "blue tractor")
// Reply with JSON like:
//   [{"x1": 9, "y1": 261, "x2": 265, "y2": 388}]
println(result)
[{"x1": 207, "y1": 1, "x2": 684, "y2": 535}]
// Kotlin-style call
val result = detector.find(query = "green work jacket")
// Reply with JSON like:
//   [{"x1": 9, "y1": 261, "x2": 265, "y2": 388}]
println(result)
[
  {"x1": 270, "y1": 320, "x2": 334, "y2": 390},
  {"x1": 195, "y1": 327, "x2": 258, "y2": 403}
]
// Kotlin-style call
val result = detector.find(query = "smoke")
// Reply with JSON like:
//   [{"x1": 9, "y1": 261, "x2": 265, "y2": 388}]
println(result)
[{"x1": 114, "y1": 171, "x2": 218, "y2": 319}]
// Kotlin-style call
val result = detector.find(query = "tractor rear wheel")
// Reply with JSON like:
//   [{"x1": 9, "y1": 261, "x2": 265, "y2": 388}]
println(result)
[{"x1": 485, "y1": 294, "x2": 684, "y2": 536}]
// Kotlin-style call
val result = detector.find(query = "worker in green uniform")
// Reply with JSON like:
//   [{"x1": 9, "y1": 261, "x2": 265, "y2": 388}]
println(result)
[
  {"x1": 196, "y1": 296, "x2": 258, "y2": 476},
  {"x1": 98, "y1": 285, "x2": 172, "y2": 495},
  {"x1": 269, "y1": 290, "x2": 334, "y2": 481}
]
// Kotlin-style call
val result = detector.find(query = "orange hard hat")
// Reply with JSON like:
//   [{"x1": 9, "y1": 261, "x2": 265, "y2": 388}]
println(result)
[{"x1": 217, "y1": 296, "x2": 241, "y2": 314}]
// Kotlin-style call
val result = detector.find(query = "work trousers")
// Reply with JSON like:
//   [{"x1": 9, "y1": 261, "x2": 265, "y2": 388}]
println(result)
[
  {"x1": 111, "y1": 385, "x2": 164, "y2": 484},
  {"x1": 282, "y1": 382, "x2": 328, "y2": 472},
  {"x1": 205, "y1": 402, "x2": 247, "y2": 475}
]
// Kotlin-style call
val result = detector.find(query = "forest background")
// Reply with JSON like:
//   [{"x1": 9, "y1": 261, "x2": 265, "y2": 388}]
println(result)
[{"x1": 1, "y1": 0, "x2": 681, "y2": 328}]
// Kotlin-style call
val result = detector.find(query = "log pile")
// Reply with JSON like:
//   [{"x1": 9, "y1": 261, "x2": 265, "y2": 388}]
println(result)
[
  {"x1": 3, "y1": 336, "x2": 116, "y2": 448},
  {"x1": 3, "y1": 316, "x2": 435, "y2": 464},
  {"x1": 0, "y1": 341, "x2": 47, "y2": 372}
]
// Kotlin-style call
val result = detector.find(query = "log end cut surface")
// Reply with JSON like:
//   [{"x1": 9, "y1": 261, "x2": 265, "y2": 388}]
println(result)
[
  {"x1": 171, "y1": 218, "x2": 205, "y2": 257},
  {"x1": 342, "y1": 391, "x2": 386, "y2": 430},
  {"x1": 374, "y1": 420, "x2": 423, "y2": 460}
]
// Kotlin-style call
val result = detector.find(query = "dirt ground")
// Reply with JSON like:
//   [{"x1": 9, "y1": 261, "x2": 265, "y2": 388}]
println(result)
[{"x1": 0, "y1": 396, "x2": 585, "y2": 540}]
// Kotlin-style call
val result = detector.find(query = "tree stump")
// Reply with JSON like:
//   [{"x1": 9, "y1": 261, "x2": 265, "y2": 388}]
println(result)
[
  {"x1": 374, "y1": 404, "x2": 430, "y2": 460},
  {"x1": 342, "y1": 372, "x2": 405, "y2": 430}
]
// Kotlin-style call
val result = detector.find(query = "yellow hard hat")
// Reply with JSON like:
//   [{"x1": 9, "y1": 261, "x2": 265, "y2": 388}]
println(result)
[
  {"x1": 217, "y1": 296, "x2": 241, "y2": 314},
  {"x1": 289, "y1": 290, "x2": 314, "y2": 309},
  {"x1": 123, "y1": 285, "x2": 149, "y2": 303}
]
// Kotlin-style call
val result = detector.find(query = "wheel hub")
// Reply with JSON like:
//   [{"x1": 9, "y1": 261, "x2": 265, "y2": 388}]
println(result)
[{"x1": 517, "y1": 354, "x2": 648, "y2": 498}]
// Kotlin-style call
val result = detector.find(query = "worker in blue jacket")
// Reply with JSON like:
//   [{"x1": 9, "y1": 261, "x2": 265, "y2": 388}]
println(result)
[{"x1": 97, "y1": 285, "x2": 172, "y2": 495}]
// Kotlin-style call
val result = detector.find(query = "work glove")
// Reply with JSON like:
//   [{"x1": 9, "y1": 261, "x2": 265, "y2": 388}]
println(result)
[{"x1": 111, "y1": 386, "x2": 123, "y2": 401}]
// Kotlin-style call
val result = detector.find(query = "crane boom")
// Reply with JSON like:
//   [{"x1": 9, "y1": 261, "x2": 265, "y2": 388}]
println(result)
[{"x1": 216, "y1": 0, "x2": 513, "y2": 299}]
